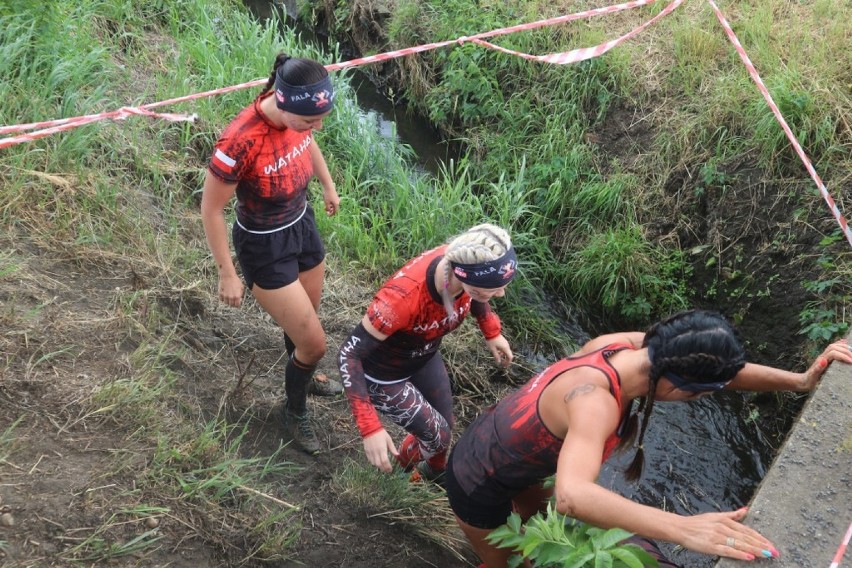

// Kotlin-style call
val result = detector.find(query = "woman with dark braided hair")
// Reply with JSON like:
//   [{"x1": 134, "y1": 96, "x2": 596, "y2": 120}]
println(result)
[
  {"x1": 445, "y1": 310, "x2": 851, "y2": 567},
  {"x1": 201, "y1": 53, "x2": 343, "y2": 456}
]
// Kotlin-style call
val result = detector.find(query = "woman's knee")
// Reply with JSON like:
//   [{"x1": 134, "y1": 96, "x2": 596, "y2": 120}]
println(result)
[{"x1": 294, "y1": 334, "x2": 327, "y2": 364}]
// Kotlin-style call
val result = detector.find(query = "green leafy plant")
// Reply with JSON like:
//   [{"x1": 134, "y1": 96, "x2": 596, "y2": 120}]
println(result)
[
  {"x1": 798, "y1": 304, "x2": 849, "y2": 342},
  {"x1": 488, "y1": 502, "x2": 659, "y2": 568}
]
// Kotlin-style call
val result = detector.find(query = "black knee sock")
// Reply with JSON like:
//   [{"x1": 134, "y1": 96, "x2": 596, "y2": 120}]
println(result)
[
  {"x1": 283, "y1": 333, "x2": 296, "y2": 358},
  {"x1": 285, "y1": 354, "x2": 316, "y2": 414}
]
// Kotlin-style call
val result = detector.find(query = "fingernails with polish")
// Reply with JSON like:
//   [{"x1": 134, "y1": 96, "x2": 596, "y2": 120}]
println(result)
[
  {"x1": 770, "y1": 547, "x2": 780, "y2": 558},
  {"x1": 738, "y1": 506, "x2": 748, "y2": 513},
  {"x1": 745, "y1": 553, "x2": 755, "y2": 561},
  {"x1": 762, "y1": 550, "x2": 773, "y2": 558}
]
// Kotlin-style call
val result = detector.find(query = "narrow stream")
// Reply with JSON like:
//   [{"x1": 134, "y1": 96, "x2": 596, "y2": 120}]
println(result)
[{"x1": 243, "y1": 2, "x2": 774, "y2": 565}]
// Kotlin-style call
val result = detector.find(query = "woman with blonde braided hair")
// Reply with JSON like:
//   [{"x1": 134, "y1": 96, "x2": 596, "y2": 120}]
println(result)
[
  {"x1": 445, "y1": 309, "x2": 851, "y2": 568},
  {"x1": 337, "y1": 224, "x2": 517, "y2": 481}
]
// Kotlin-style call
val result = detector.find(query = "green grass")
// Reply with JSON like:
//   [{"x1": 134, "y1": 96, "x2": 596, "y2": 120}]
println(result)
[
  {"x1": 0, "y1": 417, "x2": 23, "y2": 465},
  {"x1": 311, "y1": 0, "x2": 851, "y2": 333}
]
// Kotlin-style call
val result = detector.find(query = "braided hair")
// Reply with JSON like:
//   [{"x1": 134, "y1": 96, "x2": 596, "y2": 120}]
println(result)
[
  {"x1": 261, "y1": 53, "x2": 328, "y2": 94},
  {"x1": 440, "y1": 224, "x2": 512, "y2": 319},
  {"x1": 623, "y1": 309, "x2": 747, "y2": 481}
]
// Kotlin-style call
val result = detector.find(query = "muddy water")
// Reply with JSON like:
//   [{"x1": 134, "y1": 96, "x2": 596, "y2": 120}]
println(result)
[{"x1": 243, "y1": 2, "x2": 774, "y2": 565}]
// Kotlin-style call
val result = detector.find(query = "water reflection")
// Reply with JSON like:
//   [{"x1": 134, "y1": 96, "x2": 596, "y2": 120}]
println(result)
[{"x1": 599, "y1": 393, "x2": 769, "y2": 566}]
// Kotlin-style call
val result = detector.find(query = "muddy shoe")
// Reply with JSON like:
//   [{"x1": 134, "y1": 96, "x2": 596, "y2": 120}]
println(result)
[
  {"x1": 395, "y1": 434, "x2": 422, "y2": 471},
  {"x1": 409, "y1": 461, "x2": 446, "y2": 487},
  {"x1": 280, "y1": 406, "x2": 322, "y2": 455},
  {"x1": 308, "y1": 373, "x2": 343, "y2": 397}
]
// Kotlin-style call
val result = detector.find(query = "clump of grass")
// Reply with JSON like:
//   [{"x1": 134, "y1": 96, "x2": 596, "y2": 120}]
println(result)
[
  {"x1": 0, "y1": 417, "x2": 24, "y2": 465},
  {"x1": 565, "y1": 225, "x2": 689, "y2": 320},
  {"x1": 332, "y1": 458, "x2": 470, "y2": 560}
]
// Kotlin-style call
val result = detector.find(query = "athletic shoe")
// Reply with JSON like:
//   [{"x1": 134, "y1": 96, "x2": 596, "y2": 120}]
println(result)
[
  {"x1": 409, "y1": 461, "x2": 446, "y2": 487},
  {"x1": 280, "y1": 406, "x2": 322, "y2": 455},
  {"x1": 395, "y1": 434, "x2": 422, "y2": 471},
  {"x1": 308, "y1": 373, "x2": 343, "y2": 397}
]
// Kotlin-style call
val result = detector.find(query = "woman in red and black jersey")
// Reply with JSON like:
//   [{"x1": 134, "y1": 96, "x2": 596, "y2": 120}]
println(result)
[
  {"x1": 337, "y1": 224, "x2": 518, "y2": 481},
  {"x1": 201, "y1": 54, "x2": 342, "y2": 455},
  {"x1": 445, "y1": 309, "x2": 851, "y2": 567}
]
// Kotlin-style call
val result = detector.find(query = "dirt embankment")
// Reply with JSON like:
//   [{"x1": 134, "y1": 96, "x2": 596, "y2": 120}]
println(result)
[{"x1": 0, "y1": 229, "x2": 480, "y2": 567}]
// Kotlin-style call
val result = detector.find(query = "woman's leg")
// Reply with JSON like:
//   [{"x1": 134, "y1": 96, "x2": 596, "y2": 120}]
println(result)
[
  {"x1": 297, "y1": 259, "x2": 324, "y2": 311},
  {"x1": 406, "y1": 354, "x2": 453, "y2": 473},
  {"x1": 251, "y1": 277, "x2": 327, "y2": 366},
  {"x1": 455, "y1": 485, "x2": 549, "y2": 568},
  {"x1": 368, "y1": 375, "x2": 451, "y2": 466},
  {"x1": 252, "y1": 278, "x2": 326, "y2": 453},
  {"x1": 291, "y1": 260, "x2": 342, "y2": 396},
  {"x1": 455, "y1": 517, "x2": 516, "y2": 568}
]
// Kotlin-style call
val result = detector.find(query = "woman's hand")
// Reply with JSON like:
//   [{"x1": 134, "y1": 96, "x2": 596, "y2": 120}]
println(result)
[
  {"x1": 218, "y1": 272, "x2": 244, "y2": 308},
  {"x1": 680, "y1": 508, "x2": 778, "y2": 561},
  {"x1": 363, "y1": 429, "x2": 398, "y2": 473},
  {"x1": 486, "y1": 334, "x2": 513, "y2": 368},
  {"x1": 323, "y1": 184, "x2": 340, "y2": 216},
  {"x1": 799, "y1": 338, "x2": 852, "y2": 390}
]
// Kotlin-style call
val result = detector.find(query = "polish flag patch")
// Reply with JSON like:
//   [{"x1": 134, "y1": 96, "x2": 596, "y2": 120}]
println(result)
[{"x1": 213, "y1": 148, "x2": 236, "y2": 173}]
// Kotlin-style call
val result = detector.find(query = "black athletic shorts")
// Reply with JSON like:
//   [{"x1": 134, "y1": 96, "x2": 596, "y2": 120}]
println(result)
[
  {"x1": 446, "y1": 453, "x2": 682, "y2": 566},
  {"x1": 233, "y1": 204, "x2": 325, "y2": 290},
  {"x1": 445, "y1": 450, "x2": 514, "y2": 529}
]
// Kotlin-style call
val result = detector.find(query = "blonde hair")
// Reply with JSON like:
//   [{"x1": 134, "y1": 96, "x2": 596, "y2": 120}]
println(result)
[{"x1": 440, "y1": 224, "x2": 512, "y2": 319}]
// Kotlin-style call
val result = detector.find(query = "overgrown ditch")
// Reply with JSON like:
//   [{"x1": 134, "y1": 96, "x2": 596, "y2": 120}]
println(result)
[{"x1": 288, "y1": 1, "x2": 847, "y2": 565}]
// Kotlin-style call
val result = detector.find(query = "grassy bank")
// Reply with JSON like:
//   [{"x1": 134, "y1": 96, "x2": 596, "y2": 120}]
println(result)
[{"x1": 316, "y1": 0, "x2": 851, "y2": 347}]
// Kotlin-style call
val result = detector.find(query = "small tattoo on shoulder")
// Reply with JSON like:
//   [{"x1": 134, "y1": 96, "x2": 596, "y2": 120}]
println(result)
[{"x1": 565, "y1": 383, "x2": 596, "y2": 403}]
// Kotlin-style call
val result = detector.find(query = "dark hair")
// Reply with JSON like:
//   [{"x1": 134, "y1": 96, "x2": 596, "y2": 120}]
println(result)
[
  {"x1": 622, "y1": 309, "x2": 747, "y2": 481},
  {"x1": 261, "y1": 53, "x2": 328, "y2": 94}
]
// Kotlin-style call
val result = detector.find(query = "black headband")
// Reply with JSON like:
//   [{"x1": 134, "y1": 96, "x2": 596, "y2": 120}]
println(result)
[
  {"x1": 274, "y1": 72, "x2": 335, "y2": 116},
  {"x1": 450, "y1": 247, "x2": 518, "y2": 289}
]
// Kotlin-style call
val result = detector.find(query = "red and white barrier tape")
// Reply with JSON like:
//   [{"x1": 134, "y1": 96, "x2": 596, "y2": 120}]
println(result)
[
  {"x1": 324, "y1": 0, "x2": 661, "y2": 72},
  {"x1": 706, "y1": 0, "x2": 852, "y2": 247},
  {"x1": 471, "y1": 0, "x2": 683, "y2": 65},
  {"x1": 1, "y1": 0, "x2": 661, "y2": 148},
  {"x1": 0, "y1": 80, "x2": 269, "y2": 149},
  {"x1": 830, "y1": 519, "x2": 852, "y2": 568}
]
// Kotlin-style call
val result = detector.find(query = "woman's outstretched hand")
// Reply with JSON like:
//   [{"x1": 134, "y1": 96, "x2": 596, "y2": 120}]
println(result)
[
  {"x1": 799, "y1": 338, "x2": 852, "y2": 390},
  {"x1": 363, "y1": 429, "x2": 398, "y2": 473},
  {"x1": 485, "y1": 334, "x2": 513, "y2": 368},
  {"x1": 680, "y1": 507, "x2": 778, "y2": 561}
]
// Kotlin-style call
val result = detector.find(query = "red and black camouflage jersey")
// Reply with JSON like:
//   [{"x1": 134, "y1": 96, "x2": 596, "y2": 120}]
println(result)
[
  {"x1": 208, "y1": 92, "x2": 314, "y2": 231},
  {"x1": 363, "y1": 245, "x2": 471, "y2": 381},
  {"x1": 451, "y1": 343, "x2": 633, "y2": 501}
]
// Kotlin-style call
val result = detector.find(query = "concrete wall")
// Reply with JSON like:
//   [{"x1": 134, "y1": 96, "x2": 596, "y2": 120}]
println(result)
[{"x1": 716, "y1": 332, "x2": 852, "y2": 567}]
